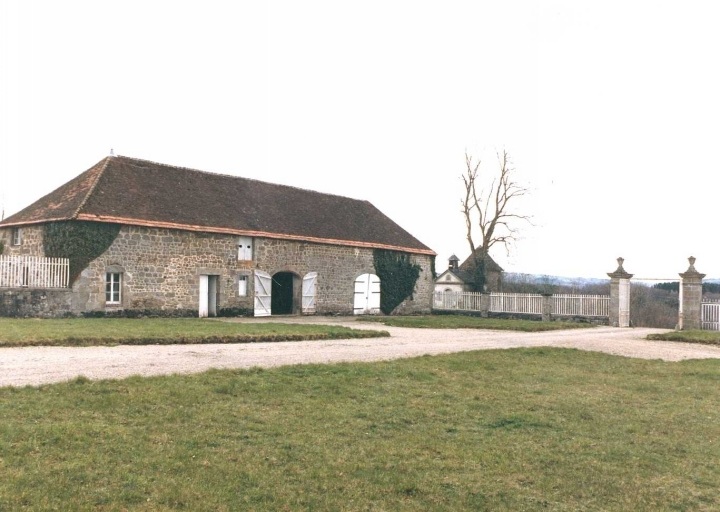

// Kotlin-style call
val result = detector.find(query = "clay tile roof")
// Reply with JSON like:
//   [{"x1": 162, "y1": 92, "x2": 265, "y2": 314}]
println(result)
[
  {"x1": 0, "y1": 155, "x2": 435, "y2": 255},
  {"x1": 458, "y1": 250, "x2": 504, "y2": 275}
]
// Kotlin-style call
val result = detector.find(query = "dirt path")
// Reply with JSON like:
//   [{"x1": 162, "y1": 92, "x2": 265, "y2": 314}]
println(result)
[{"x1": 2, "y1": 318, "x2": 720, "y2": 388}]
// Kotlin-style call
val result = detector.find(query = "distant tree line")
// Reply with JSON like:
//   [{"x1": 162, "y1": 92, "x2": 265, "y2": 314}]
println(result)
[{"x1": 653, "y1": 282, "x2": 720, "y2": 294}]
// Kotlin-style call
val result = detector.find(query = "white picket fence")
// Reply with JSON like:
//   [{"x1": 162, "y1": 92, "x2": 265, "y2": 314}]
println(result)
[
  {"x1": 433, "y1": 291, "x2": 485, "y2": 311},
  {"x1": 434, "y1": 291, "x2": 609, "y2": 318},
  {"x1": 701, "y1": 302, "x2": 720, "y2": 331},
  {"x1": 491, "y1": 293, "x2": 544, "y2": 314},
  {"x1": 0, "y1": 255, "x2": 70, "y2": 289},
  {"x1": 552, "y1": 294, "x2": 609, "y2": 317}
]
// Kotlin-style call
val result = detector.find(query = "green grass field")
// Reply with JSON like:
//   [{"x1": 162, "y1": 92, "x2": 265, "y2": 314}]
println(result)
[
  {"x1": 0, "y1": 318, "x2": 388, "y2": 347},
  {"x1": 648, "y1": 329, "x2": 720, "y2": 345},
  {"x1": 2, "y1": 348, "x2": 718, "y2": 511},
  {"x1": 359, "y1": 314, "x2": 596, "y2": 331}
]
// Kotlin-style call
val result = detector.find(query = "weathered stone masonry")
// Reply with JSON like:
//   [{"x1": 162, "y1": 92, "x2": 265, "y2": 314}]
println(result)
[
  {"x1": 0, "y1": 225, "x2": 45, "y2": 256},
  {"x1": 1, "y1": 225, "x2": 434, "y2": 315},
  {"x1": 257, "y1": 239, "x2": 434, "y2": 315}
]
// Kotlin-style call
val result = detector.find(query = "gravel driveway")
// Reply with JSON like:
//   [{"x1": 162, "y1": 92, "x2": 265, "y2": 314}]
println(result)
[{"x1": 3, "y1": 317, "x2": 720, "y2": 388}]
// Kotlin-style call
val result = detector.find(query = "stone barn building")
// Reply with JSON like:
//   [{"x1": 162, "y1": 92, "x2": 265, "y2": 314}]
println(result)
[{"x1": 0, "y1": 155, "x2": 435, "y2": 317}]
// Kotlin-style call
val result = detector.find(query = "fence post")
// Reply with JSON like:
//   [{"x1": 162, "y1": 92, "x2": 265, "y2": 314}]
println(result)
[
  {"x1": 541, "y1": 293, "x2": 552, "y2": 322},
  {"x1": 607, "y1": 257, "x2": 633, "y2": 327},
  {"x1": 678, "y1": 256, "x2": 705, "y2": 330}
]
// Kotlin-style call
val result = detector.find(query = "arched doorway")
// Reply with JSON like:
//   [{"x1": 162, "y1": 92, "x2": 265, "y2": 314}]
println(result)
[
  {"x1": 354, "y1": 273, "x2": 381, "y2": 314},
  {"x1": 272, "y1": 272, "x2": 297, "y2": 315}
]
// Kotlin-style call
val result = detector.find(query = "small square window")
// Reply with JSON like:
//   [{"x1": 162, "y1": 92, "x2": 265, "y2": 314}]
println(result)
[{"x1": 11, "y1": 228, "x2": 22, "y2": 246}]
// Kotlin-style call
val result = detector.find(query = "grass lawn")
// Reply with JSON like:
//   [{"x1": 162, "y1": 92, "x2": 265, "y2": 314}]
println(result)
[
  {"x1": 2, "y1": 348, "x2": 719, "y2": 511},
  {"x1": 359, "y1": 314, "x2": 596, "y2": 331},
  {"x1": 647, "y1": 329, "x2": 720, "y2": 345},
  {"x1": 0, "y1": 318, "x2": 388, "y2": 347}
]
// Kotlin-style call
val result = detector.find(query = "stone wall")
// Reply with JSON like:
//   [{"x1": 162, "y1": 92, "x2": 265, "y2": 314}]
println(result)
[
  {"x1": 67, "y1": 225, "x2": 434, "y2": 316},
  {"x1": 0, "y1": 226, "x2": 45, "y2": 256},
  {"x1": 256, "y1": 239, "x2": 375, "y2": 314},
  {"x1": 0, "y1": 288, "x2": 73, "y2": 317},
  {"x1": 251, "y1": 238, "x2": 433, "y2": 315},
  {"x1": 393, "y1": 253, "x2": 435, "y2": 315},
  {"x1": 1, "y1": 223, "x2": 433, "y2": 316},
  {"x1": 74, "y1": 226, "x2": 248, "y2": 314}
]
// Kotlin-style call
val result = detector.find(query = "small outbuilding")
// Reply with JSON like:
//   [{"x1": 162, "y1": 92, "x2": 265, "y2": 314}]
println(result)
[{"x1": 434, "y1": 250, "x2": 503, "y2": 293}]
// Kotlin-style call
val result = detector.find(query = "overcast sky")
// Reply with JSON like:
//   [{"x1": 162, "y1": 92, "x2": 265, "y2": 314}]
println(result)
[{"x1": 2, "y1": 1, "x2": 719, "y2": 281}]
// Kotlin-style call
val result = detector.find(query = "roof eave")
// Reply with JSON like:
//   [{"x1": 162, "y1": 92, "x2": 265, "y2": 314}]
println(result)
[
  {"x1": 74, "y1": 214, "x2": 437, "y2": 256},
  {"x1": 0, "y1": 216, "x2": 74, "y2": 229}
]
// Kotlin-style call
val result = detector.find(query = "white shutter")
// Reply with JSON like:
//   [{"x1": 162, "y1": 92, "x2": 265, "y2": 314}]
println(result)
[
  {"x1": 199, "y1": 275, "x2": 209, "y2": 318},
  {"x1": 238, "y1": 237, "x2": 253, "y2": 261},
  {"x1": 368, "y1": 274, "x2": 381, "y2": 314},
  {"x1": 254, "y1": 270, "x2": 272, "y2": 317},
  {"x1": 354, "y1": 273, "x2": 381, "y2": 315},
  {"x1": 302, "y1": 272, "x2": 318, "y2": 314}
]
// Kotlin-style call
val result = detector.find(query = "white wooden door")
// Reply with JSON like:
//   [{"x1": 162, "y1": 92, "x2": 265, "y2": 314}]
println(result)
[
  {"x1": 302, "y1": 272, "x2": 318, "y2": 314},
  {"x1": 254, "y1": 270, "x2": 272, "y2": 317},
  {"x1": 199, "y1": 275, "x2": 209, "y2": 318},
  {"x1": 354, "y1": 273, "x2": 381, "y2": 315}
]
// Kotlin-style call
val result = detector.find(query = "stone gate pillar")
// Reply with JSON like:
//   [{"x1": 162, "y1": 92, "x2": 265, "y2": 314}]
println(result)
[
  {"x1": 678, "y1": 256, "x2": 705, "y2": 330},
  {"x1": 608, "y1": 257, "x2": 633, "y2": 327}
]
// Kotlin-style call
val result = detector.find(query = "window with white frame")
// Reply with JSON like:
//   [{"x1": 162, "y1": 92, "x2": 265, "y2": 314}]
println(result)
[
  {"x1": 238, "y1": 236, "x2": 253, "y2": 261},
  {"x1": 238, "y1": 275, "x2": 248, "y2": 296},
  {"x1": 106, "y1": 272, "x2": 122, "y2": 304},
  {"x1": 11, "y1": 228, "x2": 22, "y2": 246}
]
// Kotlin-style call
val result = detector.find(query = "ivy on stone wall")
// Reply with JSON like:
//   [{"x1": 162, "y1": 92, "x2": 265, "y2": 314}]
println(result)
[
  {"x1": 0, "y1": 239, "x2": 4, "y2": 255},
  {"x1": 44, "y1": 221, "x2": 121, "y2": 283},
  {"x1": 373, "y1": 249, "x2": 421, "y2": 315}
]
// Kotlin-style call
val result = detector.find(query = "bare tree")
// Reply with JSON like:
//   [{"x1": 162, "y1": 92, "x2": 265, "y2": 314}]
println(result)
[{"x1": 461, "y1": 149, "x2": 530, "y2": 291}]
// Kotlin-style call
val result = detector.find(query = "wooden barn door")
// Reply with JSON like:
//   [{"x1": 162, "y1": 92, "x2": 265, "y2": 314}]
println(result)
[
  {"x1": 354, "y1": 273, "x2": 381, "y2": 315},
  {"x1": 302, "y1": 272, "x2": 318, "y2": 314},
  {"x1": 254, "y1": 270, "x2": 272, "y2": 317}
]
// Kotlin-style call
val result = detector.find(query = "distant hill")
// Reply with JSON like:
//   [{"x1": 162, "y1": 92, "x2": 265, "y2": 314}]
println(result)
[{"x1": 504, "y1": 273, "x2": 609, "y2": 287}]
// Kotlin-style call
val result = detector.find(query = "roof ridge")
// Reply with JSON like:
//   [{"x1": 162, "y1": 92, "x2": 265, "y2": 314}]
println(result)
[
  {"x1": 71, "y1": 156, "x2": 112, "y2": 219},
  {"x1": 115, "y1": 154, "x2": 371, "y2": 203}
]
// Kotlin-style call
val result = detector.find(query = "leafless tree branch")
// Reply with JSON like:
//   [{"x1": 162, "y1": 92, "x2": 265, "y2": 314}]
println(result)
[{"x1": 460, "y1": 149, "x2": 531, "y2": 291}]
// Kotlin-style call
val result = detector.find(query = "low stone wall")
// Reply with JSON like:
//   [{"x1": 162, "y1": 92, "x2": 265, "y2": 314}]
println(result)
[{"x1": 0, "y1": 288, "x2": 73, "y2": 318}]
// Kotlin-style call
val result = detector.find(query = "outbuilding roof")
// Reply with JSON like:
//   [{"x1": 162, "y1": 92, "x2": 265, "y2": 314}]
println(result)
[{"x1": 0, "y1": 155, "x2": 435, "y2": 255}]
